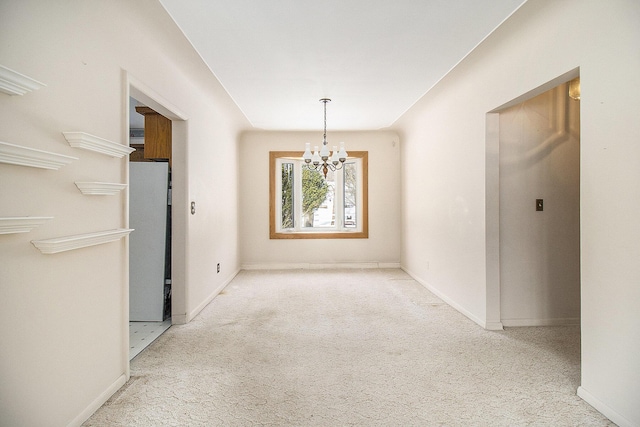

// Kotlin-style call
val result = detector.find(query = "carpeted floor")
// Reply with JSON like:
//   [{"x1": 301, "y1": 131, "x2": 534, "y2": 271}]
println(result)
[{"x1": 84, "y1": 269, "x2": 614, "y2": 426}]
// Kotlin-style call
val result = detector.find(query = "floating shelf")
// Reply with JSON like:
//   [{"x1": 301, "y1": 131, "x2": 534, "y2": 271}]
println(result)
[
  {"x1": 62, "y1": 132, "x2": 135, "y2": 158},
  {"x1": 0, "y1": 141, "x2": 77, "y2": 170},
  {"x1": 31, "y1": 228, "x2": 134, "y2": 254},
  {"x1": 0, "y1": 217, "x2": 53, "y2": 234},
  {"x1": 0, "y1": 65, "x2": 46, "y2": 96},
  {"x1": 75, "y1": 182, "x2": 127, "y2": 195}
]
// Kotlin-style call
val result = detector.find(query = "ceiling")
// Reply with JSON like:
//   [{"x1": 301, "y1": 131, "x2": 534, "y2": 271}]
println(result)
[{"x1": 158, "y1": 0, "x2": 526, "y2": 131}]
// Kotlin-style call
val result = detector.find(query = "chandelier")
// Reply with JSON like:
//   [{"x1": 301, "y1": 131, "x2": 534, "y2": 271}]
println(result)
[{"x1": 303, "y1": 98, "x2": 348, "y2": 178}]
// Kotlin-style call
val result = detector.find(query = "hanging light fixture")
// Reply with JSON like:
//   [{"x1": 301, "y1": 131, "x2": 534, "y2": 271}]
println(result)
[{"x1": 303, "y1": 98, "x2": 348, "y2": 178}]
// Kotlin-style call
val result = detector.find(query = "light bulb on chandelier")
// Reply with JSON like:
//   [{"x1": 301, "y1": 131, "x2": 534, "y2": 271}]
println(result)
[{"x1": 302, "y1": 98, "x2": 348, "y2": 178}]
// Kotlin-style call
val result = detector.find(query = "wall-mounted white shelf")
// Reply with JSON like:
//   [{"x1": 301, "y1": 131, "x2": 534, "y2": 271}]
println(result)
[
  {"x1": 62, "y1": 132, "x2": 135, "y2": 158},
  {"x1": 75, "y1": 182, "x2": 127, "y2": 195},
  {"x1": 0, "y1": 141, "x2": 77, "y2": 170},
  {"x1": 31, "y1": 228, "x2": 134, "y2": 254},
  {"x1": 0, "y1": 65, "x2": 46, "y2": 96},
  {"x1": 0, "y1": 217, "x2": 53, "y2": 234}
]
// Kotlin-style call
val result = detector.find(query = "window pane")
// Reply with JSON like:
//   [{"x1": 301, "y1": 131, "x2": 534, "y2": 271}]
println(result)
[
  {"x1": 281, "y1": 163, "x2": 294, "y2": 229},
  {"x1": 343, "y1": 162, "x2": 357, "y2": 228},
  {"x1": 301, "y1": 167, "x2": 333, "y2": 228},
  {"x1": 270, "y1": 151, "x2": 367, "y2": 239}
]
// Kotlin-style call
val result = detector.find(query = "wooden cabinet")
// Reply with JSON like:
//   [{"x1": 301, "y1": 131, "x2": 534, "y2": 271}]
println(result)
[{"x1": 135, "y1": 106, "x2": 171, "y2": 166}]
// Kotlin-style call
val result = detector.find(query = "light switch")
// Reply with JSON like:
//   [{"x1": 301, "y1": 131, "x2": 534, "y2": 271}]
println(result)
[{"x1": 536, "y1": 199, "x2": 543, "y2": 211}]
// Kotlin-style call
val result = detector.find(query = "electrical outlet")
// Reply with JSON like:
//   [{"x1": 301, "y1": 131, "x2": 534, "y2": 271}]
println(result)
[{"x1": 217, "y1": 263, "x2": 220, "y2": 273}]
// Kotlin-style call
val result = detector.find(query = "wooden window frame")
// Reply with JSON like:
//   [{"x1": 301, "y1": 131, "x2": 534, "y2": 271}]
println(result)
[{"x1": 269, "y1": 151, "x2": 368, "y2": 239}]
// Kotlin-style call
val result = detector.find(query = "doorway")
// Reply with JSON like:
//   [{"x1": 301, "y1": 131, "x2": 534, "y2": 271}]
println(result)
[
  {"x1": 125, "y1": 76, "x2": 188, "y2": 363},
  {"x1": 498, "y1": 81, "x2": 580, "y2": 326},
  {"x1": 485, "y1": 68, "x2": 581, "y2": 329},
  {"x1": 128, "y1": 97, "x2": 172, "y2": 359}
]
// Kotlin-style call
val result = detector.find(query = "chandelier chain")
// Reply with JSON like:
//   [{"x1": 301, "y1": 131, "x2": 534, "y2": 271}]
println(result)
[{"x1": 322, "y1": 98, "x2": 329, "y2": 145}]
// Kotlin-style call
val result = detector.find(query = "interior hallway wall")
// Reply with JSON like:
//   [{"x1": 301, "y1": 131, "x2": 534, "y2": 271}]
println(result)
[
  {"x1": 395, "y1": 1, "x2": 640, "y2": 425},
  {"x1": 0, "y1": 1, "x2": 248, "y2": 426}
]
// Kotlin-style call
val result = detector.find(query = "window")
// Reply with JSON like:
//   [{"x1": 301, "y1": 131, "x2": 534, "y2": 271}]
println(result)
[{"x1": 270, "y1": 151, "x2": 368, "y2": 239}]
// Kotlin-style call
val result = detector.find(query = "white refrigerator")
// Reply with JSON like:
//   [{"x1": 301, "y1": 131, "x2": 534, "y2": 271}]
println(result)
[{"x1": 129, "y1": 162, "x2": 169, "y2": 321}]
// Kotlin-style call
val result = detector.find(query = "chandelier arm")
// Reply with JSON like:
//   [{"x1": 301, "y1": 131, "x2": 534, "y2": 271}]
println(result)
[{"x1": 303, "y1": 161, "x2": 344, "y2": 174}]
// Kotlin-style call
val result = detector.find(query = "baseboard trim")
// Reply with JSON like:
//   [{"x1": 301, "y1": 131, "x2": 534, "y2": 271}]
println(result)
[
  {"x1": 502, "y1": 317, "x2": 580, "y2": 327},
  {"x1": 577, "y1": 386, "x2": 635, "y2": 427},
  {"x1": 401, "y1": 267, "x2": 486, "y2": 329},
  {"x1": 186, "y1": 268, "x2": 240, "y2": 323},
  {"x1": 378, "y1": 262, "x2": 402, "y2": 269},
  {"x1": 171, "y1": 313, "x2": 188, "y2": 325},
  {"x1": 68, "y1": 373, "x2": 127, "y2": 427},
  {"x1": 485, "y1": 321, "x2": 504, "y2": 331},
  {"x1": 242, "y1": 263, "x2": 308, "y2": 270},
  {"x1": 241, "y1": 262, "x2": 401, "y2": 270}
]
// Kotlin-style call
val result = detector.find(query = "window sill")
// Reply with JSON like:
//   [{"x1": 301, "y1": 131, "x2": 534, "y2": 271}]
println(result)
[{"x1": 270, "y1": 229, "x2": 368, "y2": 239}]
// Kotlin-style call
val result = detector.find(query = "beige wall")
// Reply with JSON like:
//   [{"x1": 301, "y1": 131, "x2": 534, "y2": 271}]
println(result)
[
  {"x1": 239, "y1": 131, "x2": 401, "y2": 268},
  {"x1": 0, "y1": 1, "x2": 248, "y2": 425},
  {"x1": 395, "y1": 0, "x2": 640, "y2": 425},
  {"x1": 2, "y1": 0, "x2": 638, "y2": 426}
]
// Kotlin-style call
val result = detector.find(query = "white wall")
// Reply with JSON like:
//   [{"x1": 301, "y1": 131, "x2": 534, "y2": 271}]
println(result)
[
  {"x1": 396, "y1": 1, "x2": 640, "y2": 425},
  {"x1": 499, "y1": 83, "x2": 581, "y2": 326},
  {"x1": 0, "y1": 1, "x2": 248, "y2": 426},
  {"x1": 239, "y1": 131, "x2": 401, "y2": 268}
]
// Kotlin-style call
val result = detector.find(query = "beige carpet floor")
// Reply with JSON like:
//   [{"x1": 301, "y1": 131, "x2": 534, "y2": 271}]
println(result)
[{"x1": 84, "y1": 269, "x2": 614, "y2": 426}]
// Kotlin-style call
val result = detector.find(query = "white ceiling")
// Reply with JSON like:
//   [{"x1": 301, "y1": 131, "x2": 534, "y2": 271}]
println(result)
[{"x1": 158, "y1": 0, "x2": 526, "y2": 131}]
